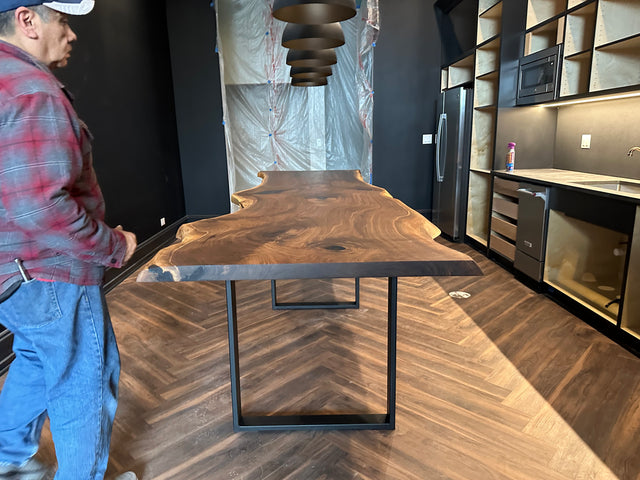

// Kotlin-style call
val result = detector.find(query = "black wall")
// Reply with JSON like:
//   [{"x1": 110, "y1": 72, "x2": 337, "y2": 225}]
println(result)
[
  {"x1": 372, "y1": 1, "x2": 442, "y2": 214},
  {"x1": 165, "y1": 0, "x2": 230, "y2": 216},
  {"x1": 56, "y1": 0, "x2": 185, "y2": 243}
]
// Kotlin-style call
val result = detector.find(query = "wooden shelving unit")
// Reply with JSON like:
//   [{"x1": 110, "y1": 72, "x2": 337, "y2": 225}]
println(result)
[
  {"x1": 465, "y1": 1, "x2": 503, "y2": 247},
  {"x1": 467, "y1": 171, "x2": 492, "y2": 246},
  {"x1": 589, "y1": 0, "x2": 640, "y2": 92},
  {"x1": 560, "y1": 2, "x2": 596, "y2": 96}
]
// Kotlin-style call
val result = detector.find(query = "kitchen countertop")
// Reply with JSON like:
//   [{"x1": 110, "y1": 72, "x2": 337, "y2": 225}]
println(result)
[{"x1": 494, "y1": 168, "x2": 640, "y2": 204}]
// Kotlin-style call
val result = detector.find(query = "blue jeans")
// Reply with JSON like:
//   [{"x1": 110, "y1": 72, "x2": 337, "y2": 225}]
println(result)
[{"x1": 0, "y1": 280, "x2": 119, "y2": 479}]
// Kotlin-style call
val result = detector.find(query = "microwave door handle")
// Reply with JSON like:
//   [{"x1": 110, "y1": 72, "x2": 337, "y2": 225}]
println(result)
[{"x1": 436, "y1": 113, "x2": 447, "y2": 182}]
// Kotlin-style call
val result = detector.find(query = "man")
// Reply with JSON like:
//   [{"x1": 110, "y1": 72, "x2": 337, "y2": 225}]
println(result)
[{"x1": 0, "y1": 1, "x2": 138, "y2": 478}]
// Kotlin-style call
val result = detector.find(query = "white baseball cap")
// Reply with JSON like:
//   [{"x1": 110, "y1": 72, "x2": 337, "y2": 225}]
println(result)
[{"x1": 0, "y1": 0, "x2": 95, "y2": 15}]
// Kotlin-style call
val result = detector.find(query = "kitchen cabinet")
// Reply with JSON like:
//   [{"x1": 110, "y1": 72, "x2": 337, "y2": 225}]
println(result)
[
  {"x1": 489, "y1": 176, "x2": 519, "y2": 261},
  {"x1": 545, "y1": 209, "x2": 627, "y2": 323},
  {"x1": 622, "y1": 206, "x2": 640, "y2": 339},
  {"x1": 543, "y1": 185, "x2": 636, "y2": 337},
  {"x1": 524, "y1": 0, "x2": 640, "y2": 98}
]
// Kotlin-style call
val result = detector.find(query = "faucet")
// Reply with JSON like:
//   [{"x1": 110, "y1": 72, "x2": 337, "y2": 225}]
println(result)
[{"x1": 628, "y1": 146, "x2": 640, "y2": 156}]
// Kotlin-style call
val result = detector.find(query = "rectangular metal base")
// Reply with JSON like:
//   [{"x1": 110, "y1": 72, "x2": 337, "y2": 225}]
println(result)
[
  {"x1": 271, "y1": 278, "x2": 360, "y2": 310},
  {"x1": 237, "y1": 414, "x2": 393, "y2": 431},
  {"x1": 226, "y1": 278, "x2": 397, "y2": 432}
]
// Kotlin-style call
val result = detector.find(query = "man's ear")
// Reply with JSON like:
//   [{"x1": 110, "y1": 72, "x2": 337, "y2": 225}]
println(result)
[{"x1": 14, "y1": 7, "x2": 40, "y2": 40}]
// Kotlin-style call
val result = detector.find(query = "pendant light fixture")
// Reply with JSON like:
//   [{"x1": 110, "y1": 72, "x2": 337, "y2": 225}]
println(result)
[
  {"x1": 286, "y1": 49, "x2": 337, "y2": 68},
  {"x1": 290, "y1": 66, "x2": 333, "y2": 79},
  {"x1": 282, "y1": 23, "x2": 345, "y2": 50},
  {"x1": 291, "y1": 77, "x2": 328, "y2": 87},
  {"x1": 273, "y1": 0, "x2": 357, "y2": 24}
]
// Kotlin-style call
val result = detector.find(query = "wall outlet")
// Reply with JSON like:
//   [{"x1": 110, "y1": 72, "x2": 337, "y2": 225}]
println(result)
[
  {"x1": 422, "y1": 134, "x2": 433, "y2": 145},
  {"x1": 581, "y1": 134, "x2": 591, "y2": 149},
  {"x1": 160, "y1": 217, "x2": 166, "y2": 227}
]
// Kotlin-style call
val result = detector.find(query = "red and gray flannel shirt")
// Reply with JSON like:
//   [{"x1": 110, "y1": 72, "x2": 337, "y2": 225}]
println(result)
[{"x1": 0, "y1": 40, "x2": 128, "y2": 295}]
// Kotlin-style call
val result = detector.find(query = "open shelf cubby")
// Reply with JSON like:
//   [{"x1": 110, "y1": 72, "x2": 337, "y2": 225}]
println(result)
[
  {"x1": 527, "y1": 0, "x2": 567, "y2": 30},
  {"x1": 561, "y1": 50, "x2": 592, "y2": 96},
  {"x1": 470, "y1": 108, "x2": 496, "y2": 171},
  {"x1": 474, "y1": 72, "x2": 499, "y2": 108},
  {"x1": 479, "y1": 0, "x2": 501, "y2": 16},
  {"x1": 467, "y1": 171, "x2": 491, "y2": 246},
  {"x1": 475, "y1": 37, "x2": 501, "y2": 76},
  {"x1": 446, "y1": 54, "x2": 475, "y2": 89},
  {"x1": 477, "y1": 1, "x2": 503, "y2": 45},
  {"x1": 564, "y1": 2, "x2": 597, "y2": 56},
  {"x1": 590, "y1": 34, "x2": 640, "y2": 91},
  {"x1": 594, "y1": 0, "x2": 640, "y2": 48},
  {"x1": 568, "y1": 0, "x2": 593, "y2": 9},
  {"x1": 525, "y1": 17, "x2": 565, "y2": 55}
]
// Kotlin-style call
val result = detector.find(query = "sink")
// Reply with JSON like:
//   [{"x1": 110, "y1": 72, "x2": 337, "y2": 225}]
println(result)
[{"x1": 574, "y1": 180, "x2": 640, "y2": 195}]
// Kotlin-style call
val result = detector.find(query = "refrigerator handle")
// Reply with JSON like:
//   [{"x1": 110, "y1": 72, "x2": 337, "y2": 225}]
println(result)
[{"x1": 435, "y1": 113, "x2": 447, "y2": 182}]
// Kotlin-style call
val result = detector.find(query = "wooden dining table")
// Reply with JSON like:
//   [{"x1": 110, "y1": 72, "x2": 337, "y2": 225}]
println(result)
[{"x1": 137, "y1": 170, "x2": 481, "y2": 432}]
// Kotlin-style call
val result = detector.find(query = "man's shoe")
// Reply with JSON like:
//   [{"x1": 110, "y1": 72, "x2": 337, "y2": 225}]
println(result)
[
  {"x1": 114, "y1": 472, "x2": 138, "y2": 480},
  {"x1": 0, "y1": 457, "x2": 55, "y2": 480}
]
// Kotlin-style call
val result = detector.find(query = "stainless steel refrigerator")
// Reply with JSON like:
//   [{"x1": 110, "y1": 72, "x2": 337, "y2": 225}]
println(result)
[{"x1": 432, "y1": 85, "x2": 474, "y2": 241}]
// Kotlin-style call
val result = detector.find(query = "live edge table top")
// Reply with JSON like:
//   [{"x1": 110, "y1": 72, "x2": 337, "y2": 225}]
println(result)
[{"x1": 136, "y1": 170, "x2": 481, "y2": 283}]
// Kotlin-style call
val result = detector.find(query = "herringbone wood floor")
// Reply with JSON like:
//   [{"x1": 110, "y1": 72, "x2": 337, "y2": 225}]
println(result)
[{"x1": 3, "y1": 241, "x2": 640, "y2": 479}]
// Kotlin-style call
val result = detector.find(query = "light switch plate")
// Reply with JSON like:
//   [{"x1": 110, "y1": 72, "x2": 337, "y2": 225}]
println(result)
[
  {"x1": 581, "y1": 134, "x2": 591, "y2": 149},
  {"x1": 422, "y1": 134, "x2": 433, "y2": 145}
]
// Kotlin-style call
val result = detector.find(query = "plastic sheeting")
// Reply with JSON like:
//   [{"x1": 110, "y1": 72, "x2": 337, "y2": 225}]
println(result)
[{"x1": 214, "y1": 0, "x2": 380, "y2": 209}]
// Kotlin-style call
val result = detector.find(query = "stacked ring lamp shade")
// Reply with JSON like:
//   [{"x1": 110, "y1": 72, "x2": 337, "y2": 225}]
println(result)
[
  {"x1": 272, "y1": 0, "x2": 357, "y2": 24},
  {"x1": 273, "y1": 0, "x2": 356, "y2": 87},
  {"x1": 282, "y1": 23, "x2": 345, "y2": 50},
  {"x1": 290, "y1": 66, "x2": 333, "y2": 79}
]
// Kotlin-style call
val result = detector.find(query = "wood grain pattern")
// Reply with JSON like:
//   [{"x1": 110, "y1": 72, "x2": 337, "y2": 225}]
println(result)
[{"x1": 137, "y1": 171, "x2": 481, "y2": 282}]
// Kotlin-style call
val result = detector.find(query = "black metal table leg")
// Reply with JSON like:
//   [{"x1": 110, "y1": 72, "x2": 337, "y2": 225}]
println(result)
[
  {"x1": 271, "y1": 278, "x2": 360, "y2": 310},
  {"x1": 225, "y1": 277, "x2": 397, "y2": 432}
]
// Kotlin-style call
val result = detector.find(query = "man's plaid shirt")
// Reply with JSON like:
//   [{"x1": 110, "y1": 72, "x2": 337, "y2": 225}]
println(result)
[{"x1": 0, "y1": 40, "x2": 127, "y2": 295}]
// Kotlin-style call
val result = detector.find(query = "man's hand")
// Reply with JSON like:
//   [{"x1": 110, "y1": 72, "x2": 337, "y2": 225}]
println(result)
[{"x1": 115, "y1": 225, "x2": 137, "y2": 263}]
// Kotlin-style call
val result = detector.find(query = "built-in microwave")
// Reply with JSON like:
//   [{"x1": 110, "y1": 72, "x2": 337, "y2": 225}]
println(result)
[{"x1": 516, "y1": 44, "x2": 562, "y2": 106}]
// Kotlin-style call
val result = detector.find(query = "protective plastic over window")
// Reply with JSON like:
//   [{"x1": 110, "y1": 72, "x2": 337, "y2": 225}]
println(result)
[{"x1": 214, "y1": 0, "x2": 380, "y2": 209}]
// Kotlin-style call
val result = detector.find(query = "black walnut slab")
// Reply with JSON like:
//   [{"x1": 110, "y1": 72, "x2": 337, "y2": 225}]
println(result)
[{"x1": 137, "y1": 170, "x2": 481, "y2": 283}]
